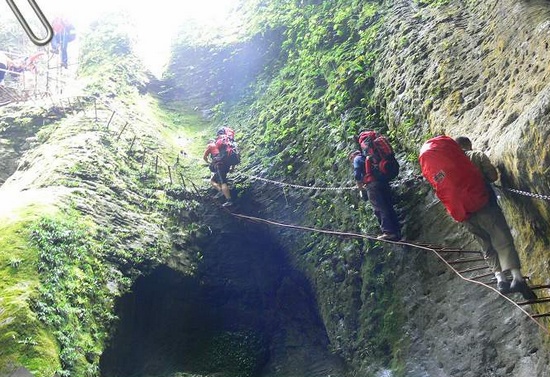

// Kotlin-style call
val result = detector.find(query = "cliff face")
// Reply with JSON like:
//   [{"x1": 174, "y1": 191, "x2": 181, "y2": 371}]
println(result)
[
  {"x1": 1, "y1": 0, "x2": 550, "y2": 376},
  {"x1": 375, "y1": 0, "x2": 550, "y2": 245},
  {"x1": 365, "y1": 0, "x2": 550, "y2": 374},
  {"x1": 206, "y1": 0, "x2": 550, "y2": 375}
]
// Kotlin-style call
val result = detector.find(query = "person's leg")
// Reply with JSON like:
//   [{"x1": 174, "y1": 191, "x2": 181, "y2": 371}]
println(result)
[
  {"x1": 220, "y1": 183, "x2": 231, "y2": 200},
  {"x1": 464, "y1": 207, "x2": 503, "y2": 274},
  {"x1": 211, "y1": 171, "x2": 223, "y2": 193},
  {"x1": 463, "y1": 207, "x2": 510, "y2": 291},
  {"x1": 61, "y1": 33, "x2": 69, "y2": 68},
  {"x1": 366, "y1": 181, "x2": 400, "y2": 237},
  {"x1": 467, "y1": 204, "x2": 535, "y2": 299},
  {"x1": 51, "y1": 34, "x2": 60, "y2": 53},
  {"x1": 484, "y1": 204, "x2": 522, "y2": 272},
  {"x1": 217, "y1": 164, "x2": 232, "y2": 205},
  {"x1": 0, "y1": 63, "x2": 6, "y2": 84},
  {"x1": 210, "y1": 178, "x2": 222, "y2": 192}
]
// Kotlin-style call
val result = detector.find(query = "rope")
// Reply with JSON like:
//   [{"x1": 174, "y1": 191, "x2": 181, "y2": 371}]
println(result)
[
  {"x1": 228, "y1": 210, "x2": 550, "y2": 336},
  {"x1": 242, "y1": 173, "x2": 356, "y2": 191}
]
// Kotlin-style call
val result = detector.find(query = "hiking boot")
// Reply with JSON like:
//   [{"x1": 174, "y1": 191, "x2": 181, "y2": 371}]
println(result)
[
  {"x1": 221, "y1": 201, "x2": 233, "y2": 207},
  {"x1": 510, "y1": 280, "x2": 537, "y2": 301},
  {"x1": 497, "y1": 280, "x2": 511, "y2": 294},
  {"x1": 376, "y1": 233, "x2": 399, "y2": 241}
]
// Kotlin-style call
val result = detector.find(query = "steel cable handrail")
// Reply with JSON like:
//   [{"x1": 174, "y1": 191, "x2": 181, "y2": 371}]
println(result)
[{"x1": 227, "y1": 210, "x2": 550, "y2": 336}]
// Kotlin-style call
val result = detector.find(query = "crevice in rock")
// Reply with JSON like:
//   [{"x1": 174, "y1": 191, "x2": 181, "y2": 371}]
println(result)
[{"x1": 100, "y1": 219, "x2": 346, "y2": 377}]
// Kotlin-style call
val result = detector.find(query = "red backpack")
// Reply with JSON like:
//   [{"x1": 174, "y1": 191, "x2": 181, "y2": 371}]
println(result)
[
  {"x1": 219, "y1": 126, "x2": 235, "y2": 141},
  {"x1": 419, "y1": 136, "x2": 488, "y2": 222},
  {"x1": 358, "y1": 131, "x2": 399, "y2": 181},
  {"x1": 215, "y1": 134, "x2": 240, "y2": 166}
]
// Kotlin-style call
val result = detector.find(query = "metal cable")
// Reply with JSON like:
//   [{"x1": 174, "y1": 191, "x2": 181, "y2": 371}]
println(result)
[
  {"x1": 228, "y1": 209, "x2": 550, "y2": 336},
  {"x1": 500, "y1": 186, "x2": 550, "y2": 201},
  {"x1": 241, "y1": 173, "x2": 356, "y2": 191},
  {"x1": 244, "y1": 175, "x2": 550, "y2": 201}
]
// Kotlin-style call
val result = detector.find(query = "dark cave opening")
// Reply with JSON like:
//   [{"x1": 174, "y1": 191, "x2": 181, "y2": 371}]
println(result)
[{"x1": 99, "y1": 226, "x2": 345, "y2": 377}]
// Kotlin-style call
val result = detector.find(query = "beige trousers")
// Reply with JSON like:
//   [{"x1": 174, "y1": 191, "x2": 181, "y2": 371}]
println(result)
[{"x1": 463, "y1": 201, "x2": 522, "y2": 272}]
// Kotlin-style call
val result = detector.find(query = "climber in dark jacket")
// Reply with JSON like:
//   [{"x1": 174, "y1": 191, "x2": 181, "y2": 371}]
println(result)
[{"x1": 349, "y1": 149, "x2": 401, "y2": 241}]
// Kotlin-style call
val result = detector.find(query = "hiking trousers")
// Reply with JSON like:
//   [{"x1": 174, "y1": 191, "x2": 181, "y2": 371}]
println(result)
[
  {"x1": 463, "y1": 201, "x2": 521, "y2": 272},
  {"x1": 366, "y1": 180, "x2": 400, "y2": 237}
]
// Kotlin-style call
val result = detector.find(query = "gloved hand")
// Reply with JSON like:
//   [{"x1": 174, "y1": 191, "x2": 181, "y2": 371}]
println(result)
[{"x1": 359, "y1": 189, "x2": 368, "y2": 201}]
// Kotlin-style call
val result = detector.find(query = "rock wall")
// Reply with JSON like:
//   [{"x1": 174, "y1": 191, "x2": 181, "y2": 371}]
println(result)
[{"x1": 367, "y1": 0, "x2": 550, "y2": 375}]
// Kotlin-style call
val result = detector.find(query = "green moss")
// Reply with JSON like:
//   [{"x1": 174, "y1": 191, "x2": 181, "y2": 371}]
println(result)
[
  {"x1": 0, "y1": 217, "x2": 60, "y2": 376},
  {"x1": 28, "y1": 214, "x2": 122, "y2": 376}
]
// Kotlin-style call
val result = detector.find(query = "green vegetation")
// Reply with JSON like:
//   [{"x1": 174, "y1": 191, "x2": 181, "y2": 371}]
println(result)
[
  {"x1": 29, "y1": 215, "x2": 120, "y2": 376},
  {"x1": 170, "y1": 0, "x2": 411, "y2": 373},
  {"x1": 193, "y1": 331, "x2": 266, "y2": 377},
  {"x1": 79, "y1": 12, "x2": 151, "y2": 102},
  {"x1": 0, "y1": 219, "x2": 59, "y2": 376}
]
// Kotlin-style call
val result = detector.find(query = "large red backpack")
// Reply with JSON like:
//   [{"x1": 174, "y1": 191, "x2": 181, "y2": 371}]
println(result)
[
  {"x1": 219, "y1": 126, "x2": 235, "y2": 141},
  {"x1": 358, "y1": 130, "x2": 399, "y2": 181},
  {"x1": 419, "y1": 136, "x2": 488, "y2": 222},
  {"x1": 215, "y1": 134, "x2": 240, "y2": 166}
]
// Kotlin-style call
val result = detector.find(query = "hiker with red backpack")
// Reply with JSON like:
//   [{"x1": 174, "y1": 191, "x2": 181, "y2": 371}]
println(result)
[
  {"x1": 50, "y1": 16, "x2": 76, "y2": 69},
  {"x1": 419, "y1": 135, "x2": 536, "y2": 300},
  {"x1": 350, "y1": 130, "x2": 401, "y2": 241},
  {"x1": 215, "y1": 126, "x2": 240, "y2": 170},
  {"x1": 203, "y1": 127, "x2": 240, "y2": 207},
  {"x1": 204, "y1": 138, "x2": 233, "y2": 207}
]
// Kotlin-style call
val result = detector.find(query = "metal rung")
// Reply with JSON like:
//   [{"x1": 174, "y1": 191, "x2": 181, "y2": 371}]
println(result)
[
  {"x1": 470, "y1": 272, "x2": 495, "y2": 280},
  {"x1": 517, "y1": 297, "x2": 550, "y2": 306},
  {"x1": 531, "y1": 312, "x2": 550, "y2": 319},
  {"x1": 436, "y1": 249, "x2": 482, "y2": 254},
  {"x1": 530, "y1": 284, "x2": 550, "y2": 291},
  {"x1": 457, "y1": 265, "x2": 491, "y2": 274},
  {"x1": 448, "y1": 257, "x2": 486, "y2": 264}
]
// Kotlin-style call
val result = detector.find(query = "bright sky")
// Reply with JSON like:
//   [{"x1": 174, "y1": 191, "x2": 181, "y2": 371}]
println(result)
[{"x1": 4, "y1": 0, "x2": 240, "y2": 76}]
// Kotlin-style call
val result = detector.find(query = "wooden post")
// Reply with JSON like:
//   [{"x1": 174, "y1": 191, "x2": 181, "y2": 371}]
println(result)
[
  {"x1": 94, "y1": 97, "x2": 98, "y2": 121},
  {"x1": 189, "y1": 179, "x2": 200, "y2": 195},
  {"x1": 128, "y1": 135, "x2": 137, "y2": 154},
  {"x1": 106, "y1": 111, "x2": 116, "y2": 130},
  {"x1": 117, "y1": 122, "x2": 129, "y2": 141},
  {"x1": 154, "y1": 155, "x2": 159, "y2": 175},
  {"x1": 179, "y1": 173, "x2": 186, "y2": 189},
  {"x1": 168, "y1": 165, "x2": 173, "y2": 184}
]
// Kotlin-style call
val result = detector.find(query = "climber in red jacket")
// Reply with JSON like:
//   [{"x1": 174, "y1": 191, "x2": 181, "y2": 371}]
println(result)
[{"x1": 203, "y1": 139, "x2": 233, "y2": 207}]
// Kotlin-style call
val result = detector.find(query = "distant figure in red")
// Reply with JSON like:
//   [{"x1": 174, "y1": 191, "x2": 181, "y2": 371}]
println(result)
[
  {"x1": 0, "y1": 51, "x2": 26, "y2": 86},
  {"x1": 203, "y1": 139, "x2": 233, "y2": 207},
  {"x1": 51, "y1": 17, "x2": 76, "y2": 69},
  {"x1": 24, "y1": 51, "x2": 45, "y2": 73}
]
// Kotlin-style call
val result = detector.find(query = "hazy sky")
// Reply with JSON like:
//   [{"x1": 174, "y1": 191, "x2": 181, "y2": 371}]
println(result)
[{"x1": 2, "y1": 0, "x2": 240, "y2": 75}]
